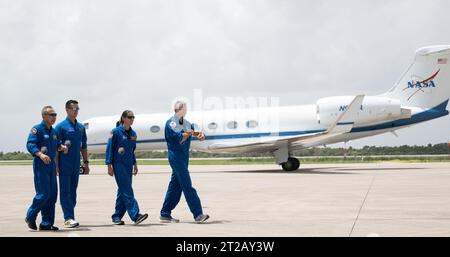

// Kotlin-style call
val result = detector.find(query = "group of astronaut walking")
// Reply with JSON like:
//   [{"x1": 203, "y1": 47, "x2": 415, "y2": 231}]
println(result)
[{"x1": 25, "y1": 100, "x2": 209, "y2": 231}]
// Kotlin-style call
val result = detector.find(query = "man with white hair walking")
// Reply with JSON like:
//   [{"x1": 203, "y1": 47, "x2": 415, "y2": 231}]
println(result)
[
  {"x1": 160, "y1": 101, "x2": 210, "y2": 223},
  {"x1": 25, "y1": 106, "x2": 60, "y2": 231}
]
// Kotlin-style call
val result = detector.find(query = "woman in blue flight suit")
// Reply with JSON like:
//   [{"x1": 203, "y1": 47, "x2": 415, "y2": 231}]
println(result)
[{"x1": 105, "y1": 110, "x2": 148, "y2": 225}]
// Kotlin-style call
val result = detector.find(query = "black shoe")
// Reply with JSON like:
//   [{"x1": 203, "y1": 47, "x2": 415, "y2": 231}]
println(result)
[
  {"x1": 134, "y1": 213, "x2": 148, "y2": 225},
  {"x1": 194, "y1": 214, "x2": 210, "y2": 224},
  {"x1": 39, "y1": 224, "x2": 59, "y2": 231},
  {"x1": 25, "y1": 217, "x2": 37, "y2": 231},
  {"x1": 113, "y1": 219, "x2": 125, "y2": 225}
]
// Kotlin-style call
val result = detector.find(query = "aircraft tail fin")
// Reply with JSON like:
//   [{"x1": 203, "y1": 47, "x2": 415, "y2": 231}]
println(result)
[{"x1": 382, "y1": 45, "x2": 450, "y2": 110}]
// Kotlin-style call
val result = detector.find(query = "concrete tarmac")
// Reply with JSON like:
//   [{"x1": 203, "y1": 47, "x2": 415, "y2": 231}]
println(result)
[{"x1": 1, "y1": 162, "x2": 450, "y2": 237}]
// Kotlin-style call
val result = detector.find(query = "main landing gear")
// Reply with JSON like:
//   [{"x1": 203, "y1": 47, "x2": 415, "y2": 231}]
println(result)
[
  {"x1": 281, "y1": 157, "x2": 300, "y2": 171},
  {"x1": 273, "y1": 146, "x2": 300, "y2": 171}
]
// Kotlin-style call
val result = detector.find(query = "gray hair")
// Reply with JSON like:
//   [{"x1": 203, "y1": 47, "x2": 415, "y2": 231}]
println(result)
[
  {"x1": 41, "y1": 105, "x2": 54, "y2": 115},
  {"x1": 173, "y1": 101, "x2": 186, "y2": 113}
]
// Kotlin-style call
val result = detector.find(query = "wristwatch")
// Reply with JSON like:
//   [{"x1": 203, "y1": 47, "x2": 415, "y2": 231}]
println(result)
[{"x1": 83, "y1": 160, "x2": 89, "y2": 164}]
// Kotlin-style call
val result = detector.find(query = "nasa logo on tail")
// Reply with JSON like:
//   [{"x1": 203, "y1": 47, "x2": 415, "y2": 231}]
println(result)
[{"x1": 403, "y1": 69, "x2": 440, "y2": 101}]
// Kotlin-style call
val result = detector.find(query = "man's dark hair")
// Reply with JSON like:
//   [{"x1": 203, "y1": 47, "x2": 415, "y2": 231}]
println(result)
[{"x1": 65, "y1": 100, "x2": 79, "y2": 109}]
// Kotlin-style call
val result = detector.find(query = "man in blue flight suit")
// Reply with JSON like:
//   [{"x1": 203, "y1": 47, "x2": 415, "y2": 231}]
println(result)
[
  {"x1": 55, "y1": 100, "x2": 90, "y2": 228},
  {"x1": 160, "y1": 101, "x2": 210, "y2": 224},
  {"x1": 25, "y1": 106, "x2": 60, "y2": 231}
]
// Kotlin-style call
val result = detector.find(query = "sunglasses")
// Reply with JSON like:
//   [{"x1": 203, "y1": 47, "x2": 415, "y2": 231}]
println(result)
[
  {"x1": 46, "y1": 113, "x2": 57, "y2": 117},
  {"x1": 126, "y1": 116, "x2": 135, "y2": 120}
]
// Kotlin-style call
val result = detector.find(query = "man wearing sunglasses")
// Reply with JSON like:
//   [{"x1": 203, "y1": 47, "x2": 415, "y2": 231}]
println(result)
[
  {"x1": 25, "y1": 106, "x2": 60, "y2": 231},
  {"x1": 55, "y1": 100, "x2": 89, "y2": 228}
]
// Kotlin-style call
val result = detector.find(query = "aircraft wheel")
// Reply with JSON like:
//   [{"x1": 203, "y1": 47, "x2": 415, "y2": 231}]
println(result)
[{"x1": 281, "y1": 157, "x2": 300, "y2": 171}]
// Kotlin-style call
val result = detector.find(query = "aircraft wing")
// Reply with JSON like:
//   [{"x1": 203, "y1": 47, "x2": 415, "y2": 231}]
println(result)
[
  {"x1": 206, "y1": 131, "x2": 326, "y2": 153},
  {"x1": 207, "y1": 95, "x2": 365, "y2": 153}
]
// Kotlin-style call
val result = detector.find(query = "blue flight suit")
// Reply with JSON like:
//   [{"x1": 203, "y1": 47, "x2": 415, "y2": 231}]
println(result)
[
  {"x1": 55, "y1": 117, "x2": 87, "y2": 221},
  {"x1": 26, "y1": 121, "x2": 58, "y2": 227},
  {"x1": 105, "y1": 124, "x2": 141, "y2": 222},
  {"x1": 160, "y1": 115, "x2": 204, "y2": 219}
]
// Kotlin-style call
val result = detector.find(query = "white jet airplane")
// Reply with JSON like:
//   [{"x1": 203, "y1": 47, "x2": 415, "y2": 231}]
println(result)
[{"x1": 84, "y1": 45, "x2": 450, "y2": 171}]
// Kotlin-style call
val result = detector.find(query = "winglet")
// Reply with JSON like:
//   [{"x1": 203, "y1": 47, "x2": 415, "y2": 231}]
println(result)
[{"x1": 327, "y1": 95, "x2": 365, "y2": 134}]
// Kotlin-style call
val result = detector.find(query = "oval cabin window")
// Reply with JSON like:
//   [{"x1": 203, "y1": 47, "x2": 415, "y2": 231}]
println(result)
[
  {"x1": 208, "y1": 122, "x2": 218, "y2": 130},
  {"x1": 150, "y1": 125, "x2": 160, "y2": 133},
  {"x1": 227, "y1": 121, "x2": 238, "y2": 129},
  {"x1": 246, "y1": 120, "x2": 258, "y2": 128}
]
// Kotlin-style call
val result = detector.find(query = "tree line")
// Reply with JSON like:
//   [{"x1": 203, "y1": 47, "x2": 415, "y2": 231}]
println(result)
[{"x1": 1, "y1": 143, "x2": 449, "y2": 160}]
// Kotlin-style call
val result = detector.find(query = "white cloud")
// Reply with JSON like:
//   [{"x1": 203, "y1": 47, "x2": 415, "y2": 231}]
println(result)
[{"x1": 0, "y1": 0, "x2": 449, "y2": 152}]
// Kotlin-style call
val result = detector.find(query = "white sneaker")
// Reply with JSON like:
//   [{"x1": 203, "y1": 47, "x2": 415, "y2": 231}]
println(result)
[{"x1": 64, "y1": 219, "x2": 80, "y2": 228}]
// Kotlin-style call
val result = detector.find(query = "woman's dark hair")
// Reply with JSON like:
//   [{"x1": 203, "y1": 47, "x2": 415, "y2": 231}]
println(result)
[{"x1": 116, "y1": 110, "x2": 132, "y2": 127}]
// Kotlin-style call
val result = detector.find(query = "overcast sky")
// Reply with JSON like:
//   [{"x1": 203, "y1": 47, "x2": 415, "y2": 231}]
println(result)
[{"x1": 1, "y1": 0, "x2": 449, "y2": 152}]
